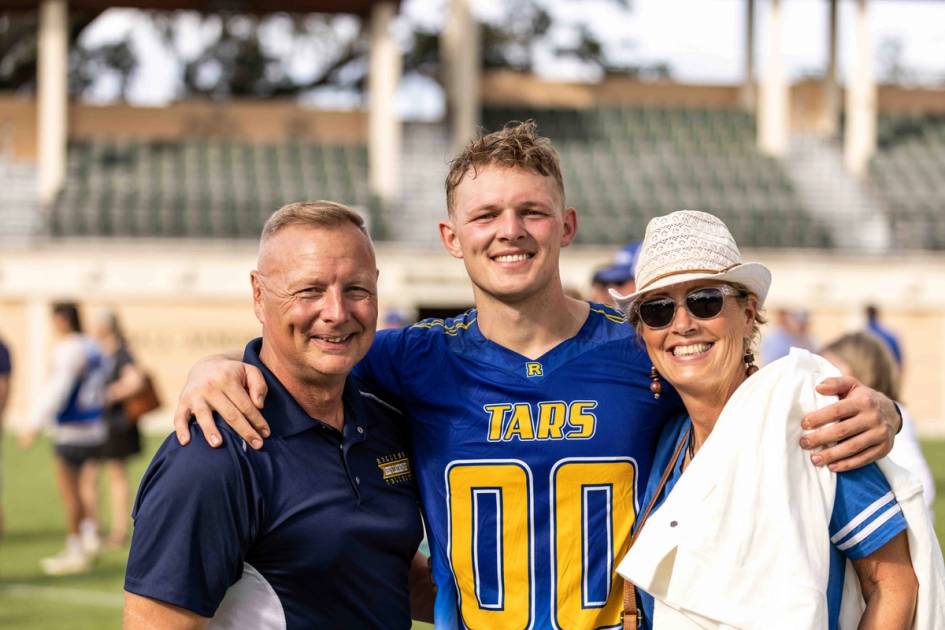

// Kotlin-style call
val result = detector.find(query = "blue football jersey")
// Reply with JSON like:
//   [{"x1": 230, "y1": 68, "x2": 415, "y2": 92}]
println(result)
[{"x1": 355, "y1": 306, "x2": 682, "y2": 629}]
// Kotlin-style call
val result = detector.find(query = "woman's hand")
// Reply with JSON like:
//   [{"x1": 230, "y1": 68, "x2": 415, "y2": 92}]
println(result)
[
  {"x1": 799, "y1": 377, "x2": 900, "y2": 472},
  {"x1": 173, "y1": 353, "x2": 270, "y2": 449}
]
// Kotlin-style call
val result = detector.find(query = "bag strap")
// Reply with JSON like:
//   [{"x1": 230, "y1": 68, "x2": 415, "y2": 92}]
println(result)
[{"x1": 622, "y1": 425, "x2": 691, "y2": 630}]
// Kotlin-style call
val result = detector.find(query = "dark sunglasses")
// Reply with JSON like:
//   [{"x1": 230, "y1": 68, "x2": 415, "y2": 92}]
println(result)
[{"x1": 636, "y1": 285, "x2": 742, "y2": 329}]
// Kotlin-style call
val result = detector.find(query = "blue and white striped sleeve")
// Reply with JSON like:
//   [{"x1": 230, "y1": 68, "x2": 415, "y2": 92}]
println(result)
[{"x1": 830, "y1": 463, "x2": 907, "y2": 560}]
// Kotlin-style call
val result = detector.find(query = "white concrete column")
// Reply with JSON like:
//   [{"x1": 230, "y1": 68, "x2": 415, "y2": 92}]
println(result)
[
  {"x1": 368, "y1": 1, "x2": 402, "y2": 204},
  {"x1": 37, "y1": 0, "x2": 69, "y2": 206},
  {"x1": 442, "y1": 0, "x2": 481, "y2": 150},
  {"x1": 757, "y1": 0, "x2": 788, "y2": 156},
  {"x1": 844, "y1": 0, "x2": 877, "y2": 177},
  {"x1": 819, "y1": 0, "x2": 840, "y2": 137},
  {"x1": 739, "y1": 0, "x2": 756, "y2": 111}
]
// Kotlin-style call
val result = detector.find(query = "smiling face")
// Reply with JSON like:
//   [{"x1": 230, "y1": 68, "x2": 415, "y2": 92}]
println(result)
[
  {"x1": 639, "y1": 280, "x2": 757, "y2": 402},
  {"x1": 439, "y1": 165, "x2": 577, "y2": 306},
  {"x1": 252, "y1": 222, "x2": 378, "y2": 389}
]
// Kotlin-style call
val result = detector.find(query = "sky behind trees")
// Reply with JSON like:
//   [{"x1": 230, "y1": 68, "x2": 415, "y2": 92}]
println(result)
[{"x1": 72, "y1": 0, "x2": 945, "y2": 115}]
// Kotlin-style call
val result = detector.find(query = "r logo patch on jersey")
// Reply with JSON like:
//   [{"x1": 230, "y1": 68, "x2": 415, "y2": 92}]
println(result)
[
  {"x1": 525, "y1": 362, "x2": 543, "y2": 377},
  {"x1": 377, "y1": 452, "x2": 413, "y2": 485}
]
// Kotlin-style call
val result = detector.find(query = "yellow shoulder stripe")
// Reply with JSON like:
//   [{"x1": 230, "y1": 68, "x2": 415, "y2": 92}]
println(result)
[
  {"x1": 411, "y1": 315, "x2": 478, "y2": 337},
  {"x1": 589, "y1": 306, "x2": 628, "y2": 325}
]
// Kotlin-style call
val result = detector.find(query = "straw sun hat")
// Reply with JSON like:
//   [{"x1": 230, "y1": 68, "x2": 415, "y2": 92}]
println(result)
[{"x1": 610, "y1": 210, "x2": 772, "y2": 314}]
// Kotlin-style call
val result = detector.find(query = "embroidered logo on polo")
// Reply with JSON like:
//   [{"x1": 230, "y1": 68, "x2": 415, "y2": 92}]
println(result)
[
  {"x1": 377, "y1": 452, "x2": 413, "y2": 485},
  {"x1": 525, "y1": 362, "x2": 543, "y2": 377}
]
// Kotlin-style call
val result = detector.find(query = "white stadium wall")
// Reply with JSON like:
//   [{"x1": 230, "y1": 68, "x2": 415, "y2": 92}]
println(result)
[{"x1": 1, "y1": 243, "x2": 943, "y2": 435}]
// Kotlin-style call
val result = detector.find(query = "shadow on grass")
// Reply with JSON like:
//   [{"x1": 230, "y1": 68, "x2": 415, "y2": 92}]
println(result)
[
  {"x1": 20, "y1": 559, "x2": 130, "y2": 588},
  {"x1": 0, "y1": 528, "x2": 65, "y2": 545},
  {"x1": 0, "y1": 537, "x2": 131, "y2": 588},
  {"x1": 0, "y1": 611, "x2": 33, "y2": 626}
]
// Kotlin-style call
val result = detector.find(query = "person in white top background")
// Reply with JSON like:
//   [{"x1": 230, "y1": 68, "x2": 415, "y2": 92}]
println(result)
[
  {"x1": 821, "y1": 331, "x2": 936, "y2": 510},
  {"x1": 19, "y1": 302, "x2": 108, "y2": 576}
]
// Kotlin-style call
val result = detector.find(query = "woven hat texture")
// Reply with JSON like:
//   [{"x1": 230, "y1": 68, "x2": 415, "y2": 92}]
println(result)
[{"x1": 610, "y1": 210, "x2": 771, "y2": 313}]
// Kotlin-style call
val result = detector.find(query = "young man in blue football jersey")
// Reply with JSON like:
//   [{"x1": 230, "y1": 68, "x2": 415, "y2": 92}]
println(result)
[{"x1": 173, "y1": 122, "x2": 903, "y2": 629}]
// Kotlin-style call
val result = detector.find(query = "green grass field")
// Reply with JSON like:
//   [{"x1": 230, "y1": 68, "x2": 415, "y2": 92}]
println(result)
[{"x1": 2, "y1": 434, "x2": 944, "y2": 628}]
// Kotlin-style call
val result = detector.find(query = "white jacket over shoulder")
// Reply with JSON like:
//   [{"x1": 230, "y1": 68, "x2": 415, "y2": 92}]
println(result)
[{"x1": 617, "y1": 348, "x2": 945, "y2": 629}]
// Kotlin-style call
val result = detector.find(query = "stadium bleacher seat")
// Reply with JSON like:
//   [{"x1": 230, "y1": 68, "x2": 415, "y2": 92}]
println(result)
[
  {"x1": 870, "y1": 114, "x2": 945, "y2": 250},
  {"x1": 482, "y1": 105, "x2": 829, "y2": 248},
  {"x1": 51, "y1": 139, "x2": 370, "y2": 239}
]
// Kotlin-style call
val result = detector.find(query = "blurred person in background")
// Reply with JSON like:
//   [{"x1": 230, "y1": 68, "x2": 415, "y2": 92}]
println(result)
[
  {"x1": 80, "y1": 309, "x2": 145, "y2": 549},
  {"x1": 760, "y1": 307, "x2": 816, "y2": 365},
  {"x1": 379, "y1": 308, "x2": 411, "y2": 330},
  {"x1": 19, "y1": 302, "x2": 107, "y2": 575},
  {"x1": 821, "y1": 331, "x2": 935, "y2": 509},
  {"x1": 0, "y1": 333, "x2": 11, "y2": 539},
  {"x1": 589, "y1": 241, "x2": 640, "y2": 306},
  {"x1": 865, "y1": 304, "x2": 904, "y2": 368}
]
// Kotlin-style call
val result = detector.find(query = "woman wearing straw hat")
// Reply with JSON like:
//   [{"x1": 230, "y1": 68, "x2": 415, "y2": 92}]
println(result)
[{"x1": 611, "y1": 211, "x2": 943, "y2": 629}]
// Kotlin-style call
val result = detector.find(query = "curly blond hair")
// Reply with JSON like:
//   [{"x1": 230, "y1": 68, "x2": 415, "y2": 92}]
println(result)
[{"x1": 445, "y1": 120, "x2": 565, "y2": 214}]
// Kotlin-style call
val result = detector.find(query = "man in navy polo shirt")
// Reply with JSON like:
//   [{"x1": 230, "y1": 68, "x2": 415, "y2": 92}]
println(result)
[
  {"x1": 0, "y1": 333, "x2": 10, "y2": 538},
  {"x1": 124, "y1": 201, "x2": 426, "y2": 629}
]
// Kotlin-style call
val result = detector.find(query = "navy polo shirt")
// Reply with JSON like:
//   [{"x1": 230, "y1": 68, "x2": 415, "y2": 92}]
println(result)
[
  {"x1": 125, "y1": 339, "x2": 424, "y2": 629},
  {"x1": 0, "y1": 338, "x2": 10, "y2": 376}
]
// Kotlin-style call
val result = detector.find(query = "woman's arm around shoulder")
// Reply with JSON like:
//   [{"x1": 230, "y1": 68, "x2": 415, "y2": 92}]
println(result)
[{"x1": 852, "y1": 531, "x2": 917, "y2": 630}]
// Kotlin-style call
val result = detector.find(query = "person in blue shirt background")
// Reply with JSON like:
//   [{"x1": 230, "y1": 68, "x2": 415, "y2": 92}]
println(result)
[
  {"x1": 865, "y1": 304, "x2": 904, "y2": 368},
  {"x1": 0, "y1": 334, "x2": 10, "y2": 539},
  {"x1": 20, "y1": 302, "x2": 108, "y2": 576},
  {"x1": 590, "y1": 241, "x2": 641, "y2": 307},
  {"x1": 124, "y1": 201, "x2": 429, "y2": 629}
]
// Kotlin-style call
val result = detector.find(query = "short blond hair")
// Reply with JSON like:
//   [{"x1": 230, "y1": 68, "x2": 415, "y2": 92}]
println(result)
[
  {"x1": 261, "y1": 200, "x2": 367, "y2": 242},
  {"x1": 445, "y1": 120, "x2": 565, "y2": 214}
]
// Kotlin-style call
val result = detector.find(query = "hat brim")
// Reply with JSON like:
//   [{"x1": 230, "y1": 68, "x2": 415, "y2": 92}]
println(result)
[{"x1": 609, "y1": 262, "x2": 772, "y2": 315}]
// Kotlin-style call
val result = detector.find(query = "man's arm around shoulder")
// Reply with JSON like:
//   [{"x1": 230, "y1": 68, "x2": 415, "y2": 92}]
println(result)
[{"x1": 124, "y1": 592, "x2": 209, "y2": 630}]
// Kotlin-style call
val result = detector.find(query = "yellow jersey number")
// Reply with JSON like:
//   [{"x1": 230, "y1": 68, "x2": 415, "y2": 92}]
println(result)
[{"x1": 447, "y1": 458, "x2": 637, "y2": 630}]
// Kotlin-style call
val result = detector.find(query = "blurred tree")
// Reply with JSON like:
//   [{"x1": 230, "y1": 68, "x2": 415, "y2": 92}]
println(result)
[
  {"x1": 0, "y1": 0, "x2": 669, "y2": 102},
  {"x1": 70, "y1": 37, "x2": 137, "y2": 98},
  {"x1": 0, "y1": 10, "x2": 129, "y2": 96},
  {"x1": 148, "y1": 11, "x2": 370, "y2": 99},
  {"x1": 479, "y1": 0, "x2": 669, "y2": 79},
  {"x1": 877, "y1": 37, "x2": 914, "y2": 85}
]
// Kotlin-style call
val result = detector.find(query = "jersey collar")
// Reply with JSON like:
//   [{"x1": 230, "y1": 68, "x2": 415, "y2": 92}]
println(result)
[{"x1": 461, "y1": 307, "x2": 602, "y2": 379}]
